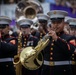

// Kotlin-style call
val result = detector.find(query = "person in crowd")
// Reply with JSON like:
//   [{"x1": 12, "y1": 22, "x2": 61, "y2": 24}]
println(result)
[
  {"x1": 0, "y1": 16, "x2": 18, "y2": 75},
  {"x1": 30, "y1": 17, "x2": 40, "y2": 38},
  {"x1": 41, "y1": 10, "x2": 76, "y2": 75},
  {"x1": 37, "y1": 13, "x2": 50, "y2": 39},
  {"x1": 17, "y1": 18, "x2": 39, "y2": 75},
  {"x1": 67, "y1": 18, "x2": 76, "y2": 75}
]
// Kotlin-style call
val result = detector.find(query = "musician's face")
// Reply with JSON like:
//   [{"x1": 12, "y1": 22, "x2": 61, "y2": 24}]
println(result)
[
  {"x1": 51, "y1": 19, "x2": 65, "y2": 33},
  {"x1": 39, "y1": 20, "x2": 47, "y2": 28},
  {"x1": 2, "y1": 26, "x2": 10, "y2": 34},
  {"x1": 21, "y1": 27, "x2": 31, "y2": 35},
  {"x1": 69, "y1": 28, "x2": 76, "y2": 36}
]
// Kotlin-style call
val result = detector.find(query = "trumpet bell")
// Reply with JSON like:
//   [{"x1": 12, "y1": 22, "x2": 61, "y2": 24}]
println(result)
[{"x1": 20, "y1": 47, "x2": 43, "y2": 70}]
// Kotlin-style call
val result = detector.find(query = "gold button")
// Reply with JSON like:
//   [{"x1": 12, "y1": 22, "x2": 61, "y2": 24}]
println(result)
[
  {"x1": 51, "y1": 43, "x2": 54, "y2": 46},
  {"x1": 52, "y1": 40, "x2": 54, "y2": 42},
  {"x1": 41, "y1": 33, "x2": 42, "y2": 35},
  {"x1": 24, "y1": 39, "x2": 26, "y2": 41},
  {"x1": 23, "y1": 44, "x2": 26, "y2": 46},
  {"x1": 18, "y1": 46, "x2": 20, "y2": 47},
  {"x1": 72, "y1": 54, "x2": 74, "y2": 56},
  {"x1": 72, "y1": 58, "x2": 74, "y2": 60},
  {"x1": 64, "y1": 70, "x2": 66, "y2": 72},
  {"x1": 50, "y1": 57, "x2": 53, "y2": 60},
  {"x1": 50, "y1": 52, "x2": 53, "y2": 55},
  {"x1": 24, "y1": 42, "x2": 26, "y2": 44},
  {"x1": 18, "y1": 40, "x2": 20, "y2": 42},
  {"x1": 50, "y1": 48, "x2": 53, "y2": 50},
  {"x1": 6, "y1": 65, "x2": 8, "y2": 67}
]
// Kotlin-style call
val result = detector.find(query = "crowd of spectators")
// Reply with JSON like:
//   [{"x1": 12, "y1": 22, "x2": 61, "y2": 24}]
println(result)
[
  {"x1": 0, "y1": 0, "x2": 76, "y2": 14},
  {"x1": 44, "y1": 0, "x2": 76, "y2": 14},
  {"x1": 0, "y1": 0, "x2": 21, "y2": 4},
  {"x1": 0, "y1": 0, "x2": 76, "y2": 8}
]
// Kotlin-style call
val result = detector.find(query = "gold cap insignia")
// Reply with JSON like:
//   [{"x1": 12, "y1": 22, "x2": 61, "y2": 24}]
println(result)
[{"x1": 54, "y1": 11, "x2": 57, "y2": 14}]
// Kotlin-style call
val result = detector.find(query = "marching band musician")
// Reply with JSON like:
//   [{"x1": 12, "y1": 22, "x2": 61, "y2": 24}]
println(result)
[
  {"x1": 0, "y1": 16, "x2": 18, "y2": 75},
  {"x1": 17, "y1": 19, "x2": 39, "y2": 75},
  {"x1": 67, "y1": 18, "x2": 76, "y2": 75},
  {"x1": 41, "y1": 10, "x2": 76, "y2": 75},
  {"x1": 31, "y1": 17, "x2": 40, "y2": 38},
  {"x1": 36, "y1": 14, "x2": 50, "y2": 75},
  {"x1": 37, "y1": 14, "x2": 50, "y2": 39},
  {"x1": 64, "y1": 17, "x2": 71, "y2": 34},
  {"x1": 68, "y1": 18, "x2": 76, "y2": 37}
]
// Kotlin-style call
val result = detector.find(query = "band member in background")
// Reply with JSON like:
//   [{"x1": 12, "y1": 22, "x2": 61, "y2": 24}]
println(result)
[
  {"x1": 31, "y1": 17, "x2": 40, "y2": 38},
  {"x1": 68, "y1": 18, "x2": 76, "y2": 37},
  {"x1": 17, "y1": 19, "x2": 39, "y2": 75},
  {"x1": 64, "y1": 17, "x2": 71, "y2": 34},
  {"x1": 0, "y1": 16, "x2": 18, "y2": 75},
  {"x1": 37, "y1": 14, "x2": 50, "y2": 39},
  {"x1": 67, "y1": 18, "x2": 76, "y2": 75},
  {"x1": 36, "y1": 14, "x2": 50, "y2": 75},
  {"x1": 41, "y1": 10, "x2": 76, "y2": 75}
]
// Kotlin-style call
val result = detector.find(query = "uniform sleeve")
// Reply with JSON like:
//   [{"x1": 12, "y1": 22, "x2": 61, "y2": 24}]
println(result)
[
  {"x1": 0, "y1": 38, "x2": 18, "y2": 55},
  {"x1": 54, "y1": 37, "x2": 75, "y2": 54}
]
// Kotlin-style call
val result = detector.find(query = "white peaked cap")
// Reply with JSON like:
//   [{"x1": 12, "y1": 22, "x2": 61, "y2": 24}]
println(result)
[
  {"x1": 37, "y1": 13, "x2": 50, "y2": 21},
  {"x1": 47, "y1": 10, "x2": 68, "y2": 19},
  {"x1": 0, "y1": 16, "x2": 11, "y2": 24}
]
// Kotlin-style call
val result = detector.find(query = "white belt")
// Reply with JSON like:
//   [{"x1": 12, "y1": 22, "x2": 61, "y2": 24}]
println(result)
[
  {"x1": 0, "y1": 58, "x2": 14, "y2": 62},
  {"x1": 44, "y1": 60, "x2": 71, "y2": 66}
]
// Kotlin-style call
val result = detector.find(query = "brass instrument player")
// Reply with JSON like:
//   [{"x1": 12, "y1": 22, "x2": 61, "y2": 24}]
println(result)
[
  {"x1": 0, "y1": 16, "x2": 18, "y2": 75},
  {"x1": 17, "y1": 19, "x2": 39, "y2": 75},
  {"x1": 41, "y1": 10, "x2": 76, "y2": 75},
  {"x1": 37, "y1": 14, "x2": 50, "y2": 39},
  {"x1": 67, "y1": 18, "x2": 76, "y2": 75},
  {"x1": 36, "y1": 13, "x2": 50, "y2": 75},
  {"x1": 31, "y1": 17, "x2": 40, "y2": 39}
]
